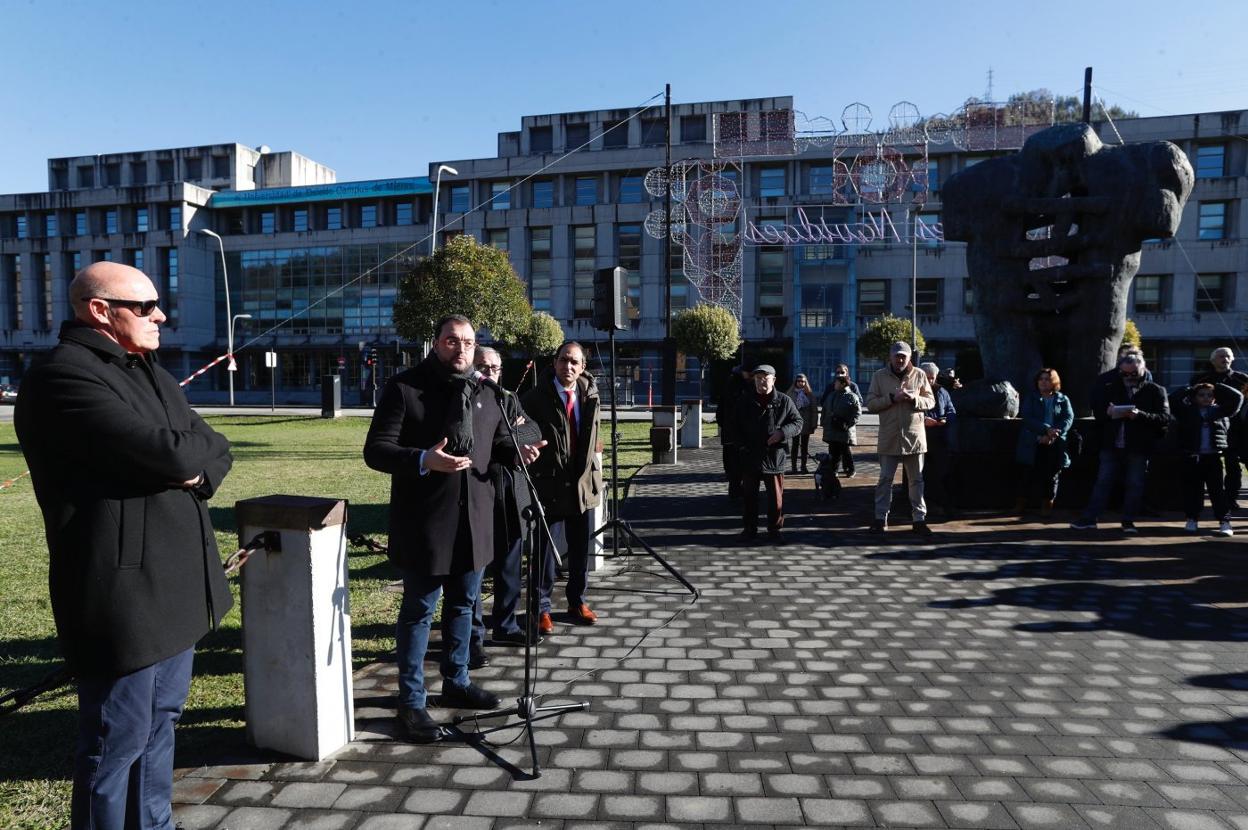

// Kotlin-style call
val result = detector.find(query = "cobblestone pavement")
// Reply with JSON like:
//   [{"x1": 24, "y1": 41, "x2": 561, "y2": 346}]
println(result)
[{"x1": 174, "y1": 436, "x2": 1248, "y2": 829}]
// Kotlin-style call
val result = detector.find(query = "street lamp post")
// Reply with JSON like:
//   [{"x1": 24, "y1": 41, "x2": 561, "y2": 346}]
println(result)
[
  {"x1": 231, "y1": 313, "x2": 253, "y2": 400},
  {"x1": 197, "y1": 228, "x2": 241, "y2": 405},
  {"x1": 431, "y1": 165, "x2": 459, "y2": 255}
]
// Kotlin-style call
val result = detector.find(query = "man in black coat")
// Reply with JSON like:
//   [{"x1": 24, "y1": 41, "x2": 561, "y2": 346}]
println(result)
[
  {"x1": 716, "y1": 365, "x2": 752, "y2": 497},
  {"x1": 1072, "y1": 352, "x2": 1171, "y2": 532},
  {"x1": 364, "y1": 315, "x2": 545, "y2": 742},
  {"x1": 15, "y1": 261, "x2": 233, "y2": 830},
  {"x1": 733, "y1": 364, "x2": 803, "y2": 543},
  {"x1": 1191, "y1": 347, "x2": 1248, "y2": 510}
]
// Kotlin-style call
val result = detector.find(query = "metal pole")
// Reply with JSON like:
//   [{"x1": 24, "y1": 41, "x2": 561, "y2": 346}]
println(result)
[
  {"x1": 609, "y1": 327, "x2": 620, "y2": 554},
  {"x1": 1082, "y1": 67, "x2": 1093, "y2": 124},
  {"x1": 198, "y1": 229, "x2": 234, "y2": 406},
  {"x1": 911, "y1": 209, "x2": 919, "y2": 353},
  {"x1": 431, "y1": 177, "x2": 442, "y2": 255},
  {"x1": 662, "y1": 83, "x2": 676, "y2": 408}
]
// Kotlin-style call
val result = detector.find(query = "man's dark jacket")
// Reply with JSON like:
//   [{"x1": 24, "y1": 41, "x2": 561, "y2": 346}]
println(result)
[
  {"x1": 1191, "y1": 365, "x2": 1248, "y2": 447},
  {"x1": 717, "y1": 374, "x2": 751, "y2": 444},
  {"x1": 521, "y1": 370, "x2": 603, "y2": 520},
  {"x1": 489, "y1": 390, "x2": 534, "y2": 549},
  {"x1": 364, "y1": 354, "x2": 518, "y2": 575},
  {"x1": 1089, "y1": 371, "x2": 1171, "y2": 454},
  {"x1": 733, "y1": 390, "x2": 803, "y2": 474},
  {"x1": 1172, "y1": 383, "x2": 1244, "y2": 454},
  {"x1": 15, "y1": 322, "x2": 233, "y2": 676}
]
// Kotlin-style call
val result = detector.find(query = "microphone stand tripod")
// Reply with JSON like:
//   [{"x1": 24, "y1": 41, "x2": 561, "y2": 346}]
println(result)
[
  {"x1": 453, "y1": 385, "x2": 587, "y2": 778},
  {"x1": 592, "y1": 325, "x2": 699, "y2": 599}
]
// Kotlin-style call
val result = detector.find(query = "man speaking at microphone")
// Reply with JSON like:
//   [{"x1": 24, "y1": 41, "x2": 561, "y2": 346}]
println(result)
[{"x1": 364, "y1": 315, "x2": 545, "y2": 743}]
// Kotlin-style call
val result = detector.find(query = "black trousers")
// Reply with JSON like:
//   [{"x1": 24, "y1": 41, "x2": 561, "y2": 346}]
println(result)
[
  {"x1": 1224, "y1": 447, "x2": 1243, "y2": 505},
  {"x1": 830, "y1": 441, "x2": 854, "y2": 474},
  {"x1": 1020, "y1": 443, "x2": 1064, "y2": 503},
  {"x1": 789, "y1": 435, "x2": 810, "y2": 470},
  {"x1": 742, "y1": 470, "x2": 784, "y2": 534},
  {"x1": 723, "y1": 441, "x2": 743, "y2": 495},
  {"x1": 1185, "y1": 453, "x2": 1229, "y2": 521}
]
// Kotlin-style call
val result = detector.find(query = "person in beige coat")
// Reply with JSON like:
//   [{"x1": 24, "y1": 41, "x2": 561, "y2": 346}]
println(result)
[{"x1": 866, "y1": 341, "x2": 936, "y2": 535}]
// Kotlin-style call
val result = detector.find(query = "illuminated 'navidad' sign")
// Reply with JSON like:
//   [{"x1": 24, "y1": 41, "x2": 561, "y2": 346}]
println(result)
[{"x1": 741, "y1": 207, "x2": 944, "y2": 247}]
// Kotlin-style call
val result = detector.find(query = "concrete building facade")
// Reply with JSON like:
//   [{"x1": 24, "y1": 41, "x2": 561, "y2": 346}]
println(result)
[{"x1": 1, "y1": 101, "x2": 1245, "y2": 402}]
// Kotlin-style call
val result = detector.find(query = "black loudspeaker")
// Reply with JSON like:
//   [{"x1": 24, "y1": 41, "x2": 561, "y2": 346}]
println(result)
[{"x1": 592, "y1": 266, "x2": 628, "y2": 332}]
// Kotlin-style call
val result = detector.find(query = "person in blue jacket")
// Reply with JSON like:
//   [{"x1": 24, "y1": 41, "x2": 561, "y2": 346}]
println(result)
[{"x1": 1015, "y1": 367, "x2": 1075, "y2": 516}]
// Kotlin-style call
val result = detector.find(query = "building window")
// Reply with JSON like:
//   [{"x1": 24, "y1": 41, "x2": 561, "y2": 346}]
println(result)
[
  {"x1": 5, "y1": 255, "x2": 22, "y2": 329},
  {"x1": 94, "y1": 250, "x2": 112, "y2": 262},
  {"x1": 104, "y1": 163, "x2": 121, "y2": 187},
  {"x1": 486, "y1": 228, "x2": 509, "y2": 252},
  {"x1": 529, "y1": 228, "x2": 552, "y2": 311},
  {"x1": 130, "y1": 161, "x2": 147, "y2": 185},
  {"x1": 489, "y1": 182, "x2": 511, "y2": 211},
  {"x1": 532, "y1": 180, "x2": 554, "y2": 209},
  {"x1": 759, "y1": 167, "x2": 786, "y2": 197},
  {"x1": 810, "y1": 166, "x2": 835, "y2": 195},
  {"x1": 1133, "y1": 275, "x2": 1165, "y2": 313},
  {"x1": 78, "y1": 165, "x2": 94, "y2": 188},
  {"x1": 260, "y1": 211, "x2": 276, "y2": 234},
  {"x1": 669, "y1": 242, "x2": 689, "y2": 316},
  {"x1": 565, "y1": 123, "x2": 590, "y2": 151},
  {"x1": 167, "y1": 206, "x2": 181, "y2": 231},
  {"x1": 573, "y1": 225, "x2": 595, "y2": 319},
  {"x1": 617, "y1": 224, "x2": 642, "y2": 318},
  {"x1": 184, "y1": 157, "x2": 202, "y2": 180},
  {"x1": 1198, "y1": 201, "x2": 1228, "y2": 240},
  {"x1": 963, "y1": 283, "x2": 975, "y2": 314},
  {"x1": 326, "y1": 207, "x2": 342, "y2": 231},
  {"x1": 1196, "y1": 273, "x2": 1230, "y2": 312},
  {"x1": 75, "y1": 211, "x2": 88, "y2": 236},
  {"x1": 681, "y1": 115, "x2": 706, "y2": 144},
  {"x1": 163, "y1": 248, "x2": 179, "y2": 327},
  {"x1": 530, "y1": 126, "x2": 553, "y2": 153},
  {"x1": 105, "y1": 210, "x2": 118, "y2": 235},
  {"x1": 1195, "y1": 144, "x2": 1226, "y2": 179},
  {"x1": 575, "y1": 176, "x2": 598, "y2": 206},
  {"x1": 127, "y1": 248, "x2": 144, "y2": 271},
  {"x1": 449, "y1": 185, "x2": 470, "y2": 213},
  {"x1": 157, "y1": 159, "x2": 175, "y2": 181},
  {"x1": 619, "y1": 176, "x2": 643, "y2": 204},
  {"x1": 799, "y1": 283, "x2": 844, "y2": 327},
  {"x1": 35, "y1": 254, "x2": 52, "y2": 331},
  {"x1": 65, "y1": 252, "x2": 81, "y2": 316},
  {"x1": 16, "y1": 216, "x2": 27, "y2": 239},
  {"x1": 136, "y1": 208, "x2": 149, "y2": 233},
  {"x1": 292, "y1": 208, "x2": 309, "y2": 232},
  {"x1": 923, "y1": 160, "x2": 940, "y2": 193},
  {"x1": 360, "y1": 205, "x2": 378, "y2": 228},
  {"x1": 44, "y1": 213, "x2": 57, "y2": 238},
  {"x1": 641, "y1": 118, "x2": 667, "y2": 147},
  {"x1": 211, "y1": 155, "x2": 230, "y2": 179},
  {"x1": 859, "y1": 279, "x2": 888, "y2": 315},
  {"x1": 394, "y1": 203, "x2": 413, "y2": 226},
  {"x1": 756, "y1": 219, "x2": 785, "y2": 316},
  {"x1": 602, "y1": 119, "x2": 628, "y2": 149},
  {"x1": 915, "y1": 278, "x2": 941, "y2": 316}
]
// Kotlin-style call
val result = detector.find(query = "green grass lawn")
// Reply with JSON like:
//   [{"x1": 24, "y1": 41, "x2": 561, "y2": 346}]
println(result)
[{"x1": 0, "y1": 415, "x2": 655, "y2": 830}]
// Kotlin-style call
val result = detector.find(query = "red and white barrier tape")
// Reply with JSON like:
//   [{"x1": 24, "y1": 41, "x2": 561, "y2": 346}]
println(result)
[
  {"x1": 180, "y1": 353, "x2": 231, "y2": 388},
  {"x1": 0, "y1": 469, "x2": 31, "y2": 492}
]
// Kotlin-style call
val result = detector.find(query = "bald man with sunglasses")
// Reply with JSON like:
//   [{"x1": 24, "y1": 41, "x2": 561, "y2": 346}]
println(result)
[{"x1": 16, "y1": 262, "x2": 233, "y2": 830}]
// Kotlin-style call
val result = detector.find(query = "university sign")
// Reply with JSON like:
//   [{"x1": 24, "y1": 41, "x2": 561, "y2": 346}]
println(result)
[{"x1": 741, "y1": 206, "x2": 945, "y2": 247}]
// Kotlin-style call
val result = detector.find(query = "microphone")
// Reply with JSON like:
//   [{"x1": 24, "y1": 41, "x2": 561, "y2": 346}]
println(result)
[{"x1": 473, "y1": 371, "x2": 506, "y2": 396}]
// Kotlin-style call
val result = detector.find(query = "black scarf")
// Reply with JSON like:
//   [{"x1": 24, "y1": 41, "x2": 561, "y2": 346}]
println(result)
[{"x1": 427, "y1": 354, "x2": 476, "y2": 456}]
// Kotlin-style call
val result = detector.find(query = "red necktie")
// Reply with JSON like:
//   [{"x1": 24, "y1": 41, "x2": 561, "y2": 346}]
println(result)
[{"x1": 564, "y1": 388, "x2": 578, "y2": 458}]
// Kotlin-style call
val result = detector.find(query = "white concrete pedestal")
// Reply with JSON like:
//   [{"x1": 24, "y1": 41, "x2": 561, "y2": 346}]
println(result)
[
  {"x1": 236, "y1": 495, "x2": 353, "y2": 761},
  {"x1": 679, "y1": 400, "x2": 703, "y2": 448}
]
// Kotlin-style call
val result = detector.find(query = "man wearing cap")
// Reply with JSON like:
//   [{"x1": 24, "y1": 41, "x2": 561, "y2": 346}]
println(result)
[
  {"x1": 733, "y1": 364, "x2": 803, "y2": 542},
  {"x1": 1191, "y1": 347, "x2": 1248, "y2": 510},
  {"x1": 866, "y1": 341, "x2": 936, "y2": 536}
]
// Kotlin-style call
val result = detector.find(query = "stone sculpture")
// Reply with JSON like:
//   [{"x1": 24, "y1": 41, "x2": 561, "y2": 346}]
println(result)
[{"x1": 942, "y1": 123, "x2": 1193, "y2": 413}]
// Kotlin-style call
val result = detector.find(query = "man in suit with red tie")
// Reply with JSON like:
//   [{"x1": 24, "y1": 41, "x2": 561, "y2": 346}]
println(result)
[{"x1": 521, "y1": 341, "x2": 604, "y2": 634}]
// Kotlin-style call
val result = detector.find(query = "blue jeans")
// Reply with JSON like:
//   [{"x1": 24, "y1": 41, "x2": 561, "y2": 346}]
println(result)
[
  {"x1": 1083, "y1": 448, "x2": 1149, "y2": 522},
  {"x1": 72, "y1": 647, "x2": 194, "y2": 830},
  {"x1": 539, "y1": 512, "x2": 590, "y2": 613},
  {"x1": 397, "y1": 568, "x2": 482, "y2": 709}
]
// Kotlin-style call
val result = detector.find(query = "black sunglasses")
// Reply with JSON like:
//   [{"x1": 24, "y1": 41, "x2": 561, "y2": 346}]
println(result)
[{"x1": 96, "y1": 297, "x2": 160, "y2": 317}]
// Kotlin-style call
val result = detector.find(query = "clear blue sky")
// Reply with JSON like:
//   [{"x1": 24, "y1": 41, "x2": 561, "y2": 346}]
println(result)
[{"x1": 2, "y1": 0, "x2": 1245, "y2": 194}]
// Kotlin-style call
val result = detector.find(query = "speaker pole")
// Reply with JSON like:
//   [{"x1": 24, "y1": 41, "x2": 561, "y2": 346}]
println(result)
[{"x1": 662, "y1": 82, "x2": 677, "y2": 409}]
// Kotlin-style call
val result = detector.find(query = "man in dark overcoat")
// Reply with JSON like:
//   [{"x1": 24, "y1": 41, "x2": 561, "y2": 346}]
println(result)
[
  {"x1": 716, "y1": 365, "x2": 752, "y2": 497},
  {"x1": 364, "y1": 315, "x2": 544, "y2": 742},
  {"x1": 521, "y1": 341, "x2": 603, "y2": 634},
  {"x1": 733, "y1": 364, "x2": 803, "y2": 543},
  {"x1": 15, "y1": 261, "x2": 233, "y2": 830}
]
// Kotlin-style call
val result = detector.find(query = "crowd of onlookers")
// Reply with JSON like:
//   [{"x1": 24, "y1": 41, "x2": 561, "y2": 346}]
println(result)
[{"x1": 716, "y1": 344, "x2": 1247, "y2": 541}]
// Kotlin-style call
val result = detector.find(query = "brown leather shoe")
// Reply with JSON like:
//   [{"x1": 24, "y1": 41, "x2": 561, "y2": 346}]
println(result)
[
  {"x1": 568, "y1": 603, "x2": 598, "y2": 625},
  {"x1": 538, "y1": 612, "x2": 554, "y2": 635}
]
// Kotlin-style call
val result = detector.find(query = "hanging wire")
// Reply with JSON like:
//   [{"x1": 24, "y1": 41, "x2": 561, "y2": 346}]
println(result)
[{"x1": 233, "y1": 91, "x2": 666, "y2": 354}]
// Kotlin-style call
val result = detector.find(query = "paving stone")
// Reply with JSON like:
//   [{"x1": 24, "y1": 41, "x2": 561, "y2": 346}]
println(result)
[
  {"x1": 172, "y1": 776, "x2": 225, "y2": 805},
  {"x1": 461, "y1": 790, "x2": 533, "y2": 817},
  {"x1": 218, "y1": 806, "x2": 294, "y2": 830},
  {"x1": 213, "y1": 780, "x2": 276, "y2": 806},
  {"x1": 1075, "y1": 804, "x2": 1163, "y2": 828},
  {"x1": 599, "y1": 794, "x2": 664, "y2": 820},
  {"x1": 271, "y1": 781, "x2": 350, "y2": 809},
  {"x1": 171, "y1": 804, "x2": 231, "y2": 830},
  {"x1": 764, "y1": 773, "x2": 824, "y2": 795},
  {"x1": 636, "y1": 771, "x2": 698, "y2": 795},
  {"x1": 422, "y1": 817, "x2": 495, "y2": 830},
  {"x1": 1007, "y1": 802, "x2": 1092, "y2": 828},
  {"x1": 400, "y1": 788, "x2": 468, "y2": 814},
  {"x1": 666, "y1": 795, "x2": 733, "y2": 823},
  {"x1": 281, "y1": 809, "x2": 361, "y2": 830},
  {"x1": 799, "y1": 798, "x2": 874, "y2": 826},
  {"x1": 334, "y1": 785, "x2": 408, "y2": 812},
  {"x1": 1146, "y1": 810, "x2": 1236, "y2": 829},
  {"x1": 734, "y1": 796, "x2": 803, "y2": 824},
  {"x1": 937, "y1": 800, "x2": 1021, "y2": 829},
  {"x1": 871, "y1": 799, "x2": 945, "y2": 827},
  {"x1": 530, "y1": 793, "x2": 600, "y2": 820}
]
